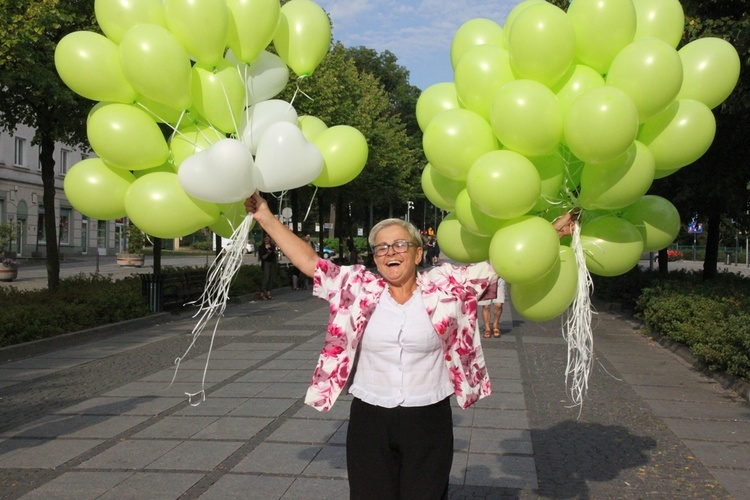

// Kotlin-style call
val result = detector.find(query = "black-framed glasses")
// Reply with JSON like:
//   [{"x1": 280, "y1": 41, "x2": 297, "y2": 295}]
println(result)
[{"x1": 372, "y1": 240, "x2": 415, "y2": 257}]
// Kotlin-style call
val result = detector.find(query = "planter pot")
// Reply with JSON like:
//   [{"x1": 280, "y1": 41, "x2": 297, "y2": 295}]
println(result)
[
  {"x1": 116, "y1": 254, "x2": 145, "y2": 267},
  {"x1": 0, "y1": 267, "x2": 18, "y2": 282}
]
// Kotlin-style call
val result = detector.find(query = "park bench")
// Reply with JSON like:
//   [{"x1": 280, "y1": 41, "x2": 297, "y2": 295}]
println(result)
[{"x1": 141, "y1": 269, "x2": 208, "y2": 312}]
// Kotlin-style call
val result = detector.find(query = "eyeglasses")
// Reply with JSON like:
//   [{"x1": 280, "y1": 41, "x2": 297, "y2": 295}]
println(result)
[{"x1": 372, "y1": 240, "x2": 415, "y2": 257}]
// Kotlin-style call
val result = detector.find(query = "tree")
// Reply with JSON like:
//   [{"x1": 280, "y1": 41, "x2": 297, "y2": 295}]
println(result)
[
  {"x1": 279, "y1": 43, "x2": 423, "y2": 242},
  {"x1": 0, "y1": 0, "x2": 97, "y2": 291},
  {"x1": 652, "y1": 0, "x2": 750, "y2": 279}
]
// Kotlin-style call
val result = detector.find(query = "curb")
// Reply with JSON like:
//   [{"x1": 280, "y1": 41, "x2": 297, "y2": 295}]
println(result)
[
  {"x1": 646, "y1": 330, "x2": 750, "y2": 404},
  {"x1": 0, "y1": 313, "x2": 171, "y2": 364}
]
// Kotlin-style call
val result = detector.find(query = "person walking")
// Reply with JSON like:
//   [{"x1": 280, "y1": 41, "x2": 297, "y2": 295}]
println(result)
[
  {"x1": 478, "y1": 278, "x2": 506, "y2": 338},
  {"x1": 257, "y1": 234, "x2": 277, "y2": 300}
]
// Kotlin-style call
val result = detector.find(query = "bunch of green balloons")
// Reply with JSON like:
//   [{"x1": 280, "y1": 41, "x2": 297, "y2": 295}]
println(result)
[
  {"x1": 418, "y1": 0, "x2": 740, "y2": 321},
  {"x1": 57, "y1": 0, "x2": 368, "y2": 239}
]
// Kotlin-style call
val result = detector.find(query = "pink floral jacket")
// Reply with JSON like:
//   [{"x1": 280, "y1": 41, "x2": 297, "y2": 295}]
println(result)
[{"x1": 307, "y1": 259, "x2": 497, "y2": 411}]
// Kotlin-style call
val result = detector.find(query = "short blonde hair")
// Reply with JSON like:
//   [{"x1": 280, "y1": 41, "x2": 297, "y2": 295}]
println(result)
[{"x1": 368, "y1": 218, "x2": 422, "y2": 248}]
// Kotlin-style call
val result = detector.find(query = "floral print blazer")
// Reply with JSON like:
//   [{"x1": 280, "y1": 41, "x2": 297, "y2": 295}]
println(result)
[{"x1": 307, "y1": 258, "x2": 498, "y2": 411}]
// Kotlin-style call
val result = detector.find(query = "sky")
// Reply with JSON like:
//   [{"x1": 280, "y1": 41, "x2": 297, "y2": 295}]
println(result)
[{"x1": 314, "y1": 0, "x2": 524, "y2": 91}]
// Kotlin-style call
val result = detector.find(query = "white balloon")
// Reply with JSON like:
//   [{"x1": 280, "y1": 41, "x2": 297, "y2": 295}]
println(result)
[
  {"x1": 240, "y1": 99, "x2": 298, "y2": 155},
  {"x1": 245, "y1": 50, "x2": 290, "y2": 105},
  {"x1": 177, "y1": 138, "x2": 256, "y2": 203},
  {"x1": 254, "y1": 122, "x2": 324, "y2": 192}
]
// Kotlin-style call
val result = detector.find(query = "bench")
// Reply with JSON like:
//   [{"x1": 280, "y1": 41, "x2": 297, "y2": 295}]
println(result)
[{"x1": 141, "y1": 269, "x2": 209, "y2": 312}]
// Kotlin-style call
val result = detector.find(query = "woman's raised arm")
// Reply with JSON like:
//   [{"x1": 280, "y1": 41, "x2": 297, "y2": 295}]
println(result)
[{"x1": 245, "y1": 193, "x2": 319, "y2": 277}]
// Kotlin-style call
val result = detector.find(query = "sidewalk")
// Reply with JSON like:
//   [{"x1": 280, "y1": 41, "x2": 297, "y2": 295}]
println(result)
[{"x1": 1, "y1": 284, "x2": 749, "y2": 498}]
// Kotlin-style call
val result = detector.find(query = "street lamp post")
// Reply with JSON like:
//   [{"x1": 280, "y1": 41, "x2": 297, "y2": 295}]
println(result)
[{"x1": 406, "y1": 201, "x2": 414, "y2": 223}]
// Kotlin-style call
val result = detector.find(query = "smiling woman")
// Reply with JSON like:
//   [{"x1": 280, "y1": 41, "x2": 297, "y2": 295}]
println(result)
[{"x1": 244, "y1": 192, "x2": 498, "y2": 497}]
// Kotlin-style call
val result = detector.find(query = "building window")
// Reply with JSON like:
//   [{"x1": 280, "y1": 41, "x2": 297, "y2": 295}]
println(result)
[
  {"x1": 59, "y1": 209, "x2": 71, "y2": 245},
  {"x1": 14, "y1": 137, "x2": 26, "y2": 166},
  {"x1": 37, "y1": 208, "x2": 45, "y2": 244},
  {"x1": 60, "y1": 149, "x2": 72, "y2": 174}
]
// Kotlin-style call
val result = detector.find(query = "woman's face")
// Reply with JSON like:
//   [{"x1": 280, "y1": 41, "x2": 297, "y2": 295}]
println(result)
[
  {"x1": 264, "y1": 236, "x2": 270, "y2": 244},
  {"x1": 372, "y1": 224, "x2": 422, "y2": 287}
]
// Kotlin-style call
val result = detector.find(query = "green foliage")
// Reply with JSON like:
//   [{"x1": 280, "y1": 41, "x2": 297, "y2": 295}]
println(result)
[
  {"x1": 124, "y1": 224, "x2": 145, "y2": 254},
  {"x1": 191, "y1": 241, "x2": 212, "y2": 251},
  {"x1": 631, "y1": 270, "x2": 750, "y2": 381}
]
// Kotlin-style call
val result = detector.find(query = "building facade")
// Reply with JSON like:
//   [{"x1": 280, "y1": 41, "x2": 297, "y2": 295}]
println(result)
[{"x1": 0, "y1": 124, "x2": 123, "y2": 257}]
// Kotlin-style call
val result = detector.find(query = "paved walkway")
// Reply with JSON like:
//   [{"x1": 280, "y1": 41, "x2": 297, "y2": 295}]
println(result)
[{"x1": 0, "y1": 265, "x2": 749, "y2": 498}]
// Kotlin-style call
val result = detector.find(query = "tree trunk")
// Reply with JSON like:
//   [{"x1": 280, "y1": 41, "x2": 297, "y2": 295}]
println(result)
[
  {"x1": 703, "y1": 209, "x2": 720, "y2": 280},
  {"x1": 658, "y1": 248, "x2": 669, "y2": 274},
  {"x1": 39, "y1": 132, "x2": 60, "y2": 291}
]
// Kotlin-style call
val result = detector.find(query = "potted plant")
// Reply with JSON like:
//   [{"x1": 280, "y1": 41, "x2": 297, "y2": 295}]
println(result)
[
  {"x1": 0, "y1": 221, "x2": 18, "y2": 259},
  {"x1": 0, "y1": 256, "x2": 18, "y2": 282},
  {"x1": 117, "y1": 223, "x2": 146, "y2": 267}
]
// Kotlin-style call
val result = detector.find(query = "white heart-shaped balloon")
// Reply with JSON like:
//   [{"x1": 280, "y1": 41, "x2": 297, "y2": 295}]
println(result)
[
  {"x1": 178, "y1": 138, "x2": 256, "y2": 203},
  {"x1": 240, "y1": 99, "x2": 298, "y2": 155},
  {"x1": 254, "y1": 122, "x2": 324, "y2": 192},
  {"x1": 245, "y1": 51, "x2": 290, "y2": 106}
]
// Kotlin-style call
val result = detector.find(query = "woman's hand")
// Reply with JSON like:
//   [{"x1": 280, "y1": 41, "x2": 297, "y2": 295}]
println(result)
[{"x1": 553, "y1": 211, "x2": 579, "y2": 238}]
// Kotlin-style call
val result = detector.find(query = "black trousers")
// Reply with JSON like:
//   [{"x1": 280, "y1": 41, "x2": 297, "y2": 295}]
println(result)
[{"x1": 347, "y1": 397, "x2": 453, "y2": 500}]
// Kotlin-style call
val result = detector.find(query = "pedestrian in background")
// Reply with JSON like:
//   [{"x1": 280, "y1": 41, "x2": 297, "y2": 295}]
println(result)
[{"x1": 258, "y1": 234, "x2": 277, "y2": 300}]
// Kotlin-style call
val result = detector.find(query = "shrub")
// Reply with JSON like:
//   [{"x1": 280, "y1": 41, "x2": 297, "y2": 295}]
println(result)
[{"x1": 0, "y1": 274, "x2": 150, "y2": 347}]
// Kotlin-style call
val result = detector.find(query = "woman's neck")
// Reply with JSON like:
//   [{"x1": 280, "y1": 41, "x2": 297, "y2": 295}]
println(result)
[{"x1": 388, "y1": 279, "x2": 418, "y2": 305}]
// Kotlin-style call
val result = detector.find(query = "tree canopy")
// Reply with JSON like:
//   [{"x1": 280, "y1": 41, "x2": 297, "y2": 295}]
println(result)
[{"x1": 0, "y1": 0, "x2": 97, "y2": 290}]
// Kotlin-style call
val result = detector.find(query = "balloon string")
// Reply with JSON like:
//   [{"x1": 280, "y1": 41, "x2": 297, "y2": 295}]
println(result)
[
  {"x1": 168, "y1": 213, "x2": 254, "y2": 405},
  {"x1": 303, "y1": 186, "x2": 318, "y2": 222},
  {"x1": 563, "y1": 219, "x2": 595, "y2": 418}
]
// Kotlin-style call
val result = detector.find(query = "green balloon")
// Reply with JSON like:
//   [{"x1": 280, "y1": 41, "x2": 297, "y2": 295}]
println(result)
[
  {"x1": 95, "y1": 0, "x2": 167, "y2": 44},
  {"x1": 423, "y1": 109, "x2": 498, "y2": 181},
  {"x1": 466, "y1": 150, "x2": 541, "y2": 219},
  {"x1": 421, "y1": 164, "x2": 465, "y2": 212},
  {"x1": 567, "y1": 0, "x2": 636, "y2": 74},
  {"x1": 489, "y1": 215, "x2": 559, "y2": 284},
  {"x1": 211, "y1": 201, "x2": 254, "y2": 239},
  {"x1": 451, "y1": 18, "x2": 504, "y2": 69},
  {"x1": 502, "y1": 0, "x2": 545, "y2": 47},
  {"x1": 490, "y1": 79, "x2": 563, "y2": 157},
  {"x1": 227, "y1": 0, "x2": 280, "y2": 64},
  {"x1": 580, "y1": 216, "x2": 643, "y2": 276},
  {"x1": 298, "y1": 115, "x2": 328, "y2": 142},
  {"x1": 191, "y1": 60, "x2": 246, "y2": 134},
  {"x1": 607, "y1": 38, "x2": 683, "y2": 122},
  {"x1": 273, "y1": 0, "x2": 331, "y2": 76},
  {"x1": 454, "y1": 189, "x2": 506, "y2": 237},
  {"x1": 578, "y1": 141, "x2": 655, "y2": 211},
  {"x1": 63, "y1": 158, "x2": 135, "y2": 220},
  {"x1": 436, "y1": 213, "x2": 492, "y2": 263},
  {"x1": 312, "y1": 126, "x2": 368, "y2": 188},
  {"x1": 124, "y1": 172, "x2": 220, "y2": 238},
  {"x1": 164, "y1": 0, "x2": 229, "y2": 67},
  {"x1": 454, "y1": 44, "x2": 514, "y2": 121},
  {"x1": 632, "y1": 0, "x2": 684, "y2": 48},
  {"x1": 552, "y1": 64, "x2": 605, "y2": 116},
  {"x1": 55, "y1": 31, "x2": 137, "y2": 103},
  {"x1": 507, "y1": 2, "x2": 575, "y2": 87},
  {"x1": 416, "y1": 83, "x2": 460, "y2": 133},
  {"x1": 564, "y1": 85, "x2": 639, "y2": 163},
  {"x1": 637, "y1": 99, "x2": 716, "y2": 171},
  {"x1": 170, "y1": 123, "x2": 225, "y2": 167},
  {"x1": 119, "y1": 24, "x2": 193, "y2": 110},
  {"x1": 529, "y1": 153, "x2": 565, "y2": 213},
  {"x1": 677, "y1": 37, "x2": 741, "y2": 110},
  {"x1": 619, "y1": 195, "x2": 680, "y2": 252},
  {"x1": 511, "y1": 245, "x2": 578, "y2": 322},
  {"x1": 87, "y1": 103, "x2": 170, "y2": 170}
]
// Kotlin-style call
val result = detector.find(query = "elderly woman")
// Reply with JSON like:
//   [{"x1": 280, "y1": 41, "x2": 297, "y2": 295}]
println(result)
[{"x1": 244, "y1": 193, "x2": 574, "y2": 499}]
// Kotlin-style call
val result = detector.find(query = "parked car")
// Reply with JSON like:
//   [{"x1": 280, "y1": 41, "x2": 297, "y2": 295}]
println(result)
[
  {"x1": 314, "y1": 243, "x2": 336, "y2": 259},
  {"x1": 246, "y1": 241, "x2": 255, "y2": 254}
]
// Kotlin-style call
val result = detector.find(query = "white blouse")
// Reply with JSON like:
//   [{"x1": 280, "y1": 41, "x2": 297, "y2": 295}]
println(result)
[{"x1": 349, "y1": 287, "x2": 454, "y2": 408}]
